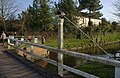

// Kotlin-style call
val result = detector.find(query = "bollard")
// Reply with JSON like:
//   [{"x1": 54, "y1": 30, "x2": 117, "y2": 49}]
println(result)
[
  {"x1": 21, "y1": 38, "x2": 24, "y2": 41},
  {"x1": 115, "y1": 67, "x2": 120, "y2": 78},
  {"x1": 8, "y1": 36, "x2": 14, "y2": 49},
  {"x1": 34, "y1": 38, "x2": 38, "y2": 43},
  {"x1": 7, "y1": 38, "x2": 10, "y2": 49},
  {"x1": 30, "y1": 45, "x2": 33, "y2": 61},
  {"x1": 15, "y1": 40, "x2": 19, "y2": 52}
]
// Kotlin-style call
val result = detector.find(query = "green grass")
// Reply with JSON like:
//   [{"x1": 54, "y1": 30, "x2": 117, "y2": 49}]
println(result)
[
  {"x1": 46, "y1": 57, "x2": 115, "y2": 78},
  {"x1": 44, "y1": 32, "x2": 120, "y2": 49},
  {"x1": 77, "y1": 62, "x2": 114, "y2": 78},
  {"x1": 97, "y1": 32, "x2": 120, "y2": 43},
  {"x1": 45, "y1": 38, "x2": 91, "y2": 49}
]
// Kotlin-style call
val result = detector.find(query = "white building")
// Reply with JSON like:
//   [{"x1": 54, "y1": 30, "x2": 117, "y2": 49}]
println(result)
[{"x1": 77, "y1": 17, "x2": 101, "y2": 27}]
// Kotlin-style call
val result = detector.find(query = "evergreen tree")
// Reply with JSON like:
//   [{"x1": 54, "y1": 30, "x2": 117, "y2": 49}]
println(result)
[
  {"x1": 56, "y1": 0, "x2": 77, "y2": 33},
  {"x1": 26, "y1": 0, "x2": 53, "y2": 31},
  {"x1": 78, "y1": 0, "x2": 103, "y2": 19},
  {"x1": 18, "y1": 10, "x2": 30, "y2": 34}
]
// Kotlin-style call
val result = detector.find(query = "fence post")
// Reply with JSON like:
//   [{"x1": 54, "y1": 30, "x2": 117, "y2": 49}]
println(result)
[
  {"x1": 115, "y1": 67, "x2": 120, "y2": 78},
  {"x1": 57, "y1": 11, "x2": 65, "y2": 77},
  {"x1": 7, "y1": 36, "x2": 11, "y2": 49},
  {"x1": 29, "y1": 38, "x2": 38, "y2": 61},
  {"x1": 34, "y1": 38, "x2": 38, "y2": 43},
  {"x1": 30, "y1": 45, "x2": 33, "y2": 61},
  {"x1": 15, "y1": 38, "x2": 19, "y2": 52},
  {"x1": 8, "y1": 36, "x2": 14, "y2": 49},
  {"x1": 21, "y1": 38, "x2": 24, "y2": 41}
]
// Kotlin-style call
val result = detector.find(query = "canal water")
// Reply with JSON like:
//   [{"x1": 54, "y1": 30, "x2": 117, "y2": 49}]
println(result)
[
  {"x1": 72, "y1": 42, "x2": 120, "y2": 55},
  {"x1": 64, "y1": 42, "x2": 120, "y2": 66},
  {"x1": 45, "y1": 42, "x2": 120, "y2": 77}
]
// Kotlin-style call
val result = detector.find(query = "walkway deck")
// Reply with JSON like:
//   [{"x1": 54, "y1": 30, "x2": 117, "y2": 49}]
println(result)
[{"x1": 0, "y1": 44, "x2": 61, "y2": 78}]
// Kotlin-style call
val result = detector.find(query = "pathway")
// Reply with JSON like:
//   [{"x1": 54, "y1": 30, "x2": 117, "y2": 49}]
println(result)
[{"x1": 0, "y1": 43, "x2": 61, "y2": 78}]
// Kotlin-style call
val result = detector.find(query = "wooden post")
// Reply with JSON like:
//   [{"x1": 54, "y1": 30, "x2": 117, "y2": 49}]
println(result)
[
  {"x1": 58, "y1": 17, "x2": 64, "y2": 76},
  {"x1": 34, "y1": 38, "x2": 38, "y2": 43},
  {"x1": 7, "y1": 36, "x2": 10, "y2": 49},
  {"x1": 21, "y1": 38, "x2": 24, "y2": 41},
  {"x1": 15, "y1": 39, "x2": 19, "y2": 52},
  {"x1": 30, "y1": 45, "x2": 33, "y2": 61},
  {"x1": 115, "y1": 67, "x2": 120, "y2": 78},
  {"x1": 8, "y1": 36, "x2": 14, "y2": 49}
]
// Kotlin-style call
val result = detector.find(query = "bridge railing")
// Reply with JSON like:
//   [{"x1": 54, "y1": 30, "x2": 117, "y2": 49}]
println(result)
[{"x1": 7, "y1": 37, "x2": 120, "y2": 78}]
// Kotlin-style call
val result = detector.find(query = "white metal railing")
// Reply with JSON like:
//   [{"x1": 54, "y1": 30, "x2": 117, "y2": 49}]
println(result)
[{"x1": 7, "y1": 37, "x2": 120, "y2": 78}]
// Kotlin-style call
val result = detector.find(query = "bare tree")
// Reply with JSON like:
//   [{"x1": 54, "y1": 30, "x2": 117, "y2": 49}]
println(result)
[
  {"x1": 113, "y1": 0, "x2": 120, "y2": 21},
  {"x1": 0, "y1": 0, "x2": 19, "y2": 32}
]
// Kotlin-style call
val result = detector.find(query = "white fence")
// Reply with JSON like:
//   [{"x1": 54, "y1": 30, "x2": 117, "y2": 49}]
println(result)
[{"x1": 7, "y1": 37, "x2": 120, "y2": 78}]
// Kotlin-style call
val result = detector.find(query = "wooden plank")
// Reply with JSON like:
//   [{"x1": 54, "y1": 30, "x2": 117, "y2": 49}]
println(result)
[
  {"x1": 0, "y1": 68, "x2": 38, "y2": 78},
  {"x1": 2, "y1": 71, "x2": 34, "y2": 78},
  {"x1": 0, "y1": 56, "x2": 9, "y2": 58},
  {"x1": 7, "y1": 71, "x2": 36, "y2": 78},
  {"x1": 0, "y1": 65, "x2": 35, "y2": 77},
  {"x1": 0, "y1": 61, "x2": 19, "y2": 65},
  {"x1": 0, "y1": 66, "x2": 27, "y2": 71},
  {"x1": 0, "y1": 59, "x2": 22, "y2": 65},
  {"x1": 0, "y1": 50, "x2": 61, "y2": 78},
  {"x1": 5, "y1": 50, "x2": 61, "y2": 78},
  {"x1": 0, "y1": 60, "x2": 16, "y2": 62},
  {"x1": 0, "y1": 65, "x2": 28, "y2": 70},
  {"x1": 19, "y1": 73, "x2": 40, "y2": 78},
  {"x1": 0, "y1": 64, "x2": 22, "y2": 69},
  {"x1": 0, "y1": 58, "x2": 20, "y2": 63},
  {"x1": 0, "y1": 56, "x2": 14, "y2": 59},
  {"x1": 0, "y1": 65, "x2": 23, "y2": 68},
  {"x1": 0, "y1": 52, "x2": 38, "y2": 78},
  {"x1": 0, "y1": 55, "x2": 14, "y2": 59}
]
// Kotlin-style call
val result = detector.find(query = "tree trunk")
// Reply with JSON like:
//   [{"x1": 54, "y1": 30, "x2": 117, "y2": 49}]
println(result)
[{"x1": 1, "y1": 0, "x2": 6, "y2": 32}]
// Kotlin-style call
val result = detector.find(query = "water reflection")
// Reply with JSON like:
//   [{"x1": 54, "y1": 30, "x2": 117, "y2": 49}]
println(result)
[{"x1": 64, "y1": 42, "x2": 120, "y2": 67}]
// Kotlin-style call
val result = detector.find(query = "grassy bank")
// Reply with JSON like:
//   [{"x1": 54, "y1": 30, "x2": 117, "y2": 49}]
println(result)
[
  {"x1": 45, "y1": 32, "x2": 120, "y2": 49},
  {"x1": 76, "y1": 62, "x2": 114, "y2": 78},
  {"x1": 45, "y1": 38, "x2": 91, "y2": 49}
]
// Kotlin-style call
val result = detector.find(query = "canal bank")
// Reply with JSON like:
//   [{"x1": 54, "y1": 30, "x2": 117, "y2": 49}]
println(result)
[{"x1": 45, "y1": 42, "x2": 120, "y2": 78}]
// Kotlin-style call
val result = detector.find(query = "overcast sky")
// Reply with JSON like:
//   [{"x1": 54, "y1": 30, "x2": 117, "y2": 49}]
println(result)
[{"x1": 16, "y1": 0, "x2": 118, "y2": 21}]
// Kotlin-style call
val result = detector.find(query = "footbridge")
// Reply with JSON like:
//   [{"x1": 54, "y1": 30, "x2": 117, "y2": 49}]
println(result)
[{"x1": 1, "y1": 36, "x2": 119, "y2": 78}]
